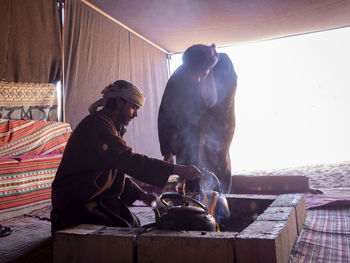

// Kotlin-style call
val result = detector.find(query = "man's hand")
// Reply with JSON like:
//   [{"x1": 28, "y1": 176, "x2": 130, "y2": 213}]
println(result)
[
  {"x1": 173, "y1": 164, "x2": 203, "y2": 181},
  {"x1": 163, "y1": 153, "x2": 174, "y2": 164},
  {"x1": 139, "y1": 191, "x2": 157, "y2": 207}
]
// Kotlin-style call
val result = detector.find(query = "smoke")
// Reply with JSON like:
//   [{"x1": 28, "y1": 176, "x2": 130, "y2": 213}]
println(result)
[
  {"x1": 160, "y1": 48, "x2": 237, "y2": 225},
  {"x1": 195, "y1": 169, "x2": 230, "y2": 225}
]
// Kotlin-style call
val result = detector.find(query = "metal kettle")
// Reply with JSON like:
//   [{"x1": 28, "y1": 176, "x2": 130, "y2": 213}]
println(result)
[
  {"x1": 180, "y1": 169, "x2": 230, "y2": 222},
  {"x1": 152, "y1": 192, "x2": 217, "y2": 232}
]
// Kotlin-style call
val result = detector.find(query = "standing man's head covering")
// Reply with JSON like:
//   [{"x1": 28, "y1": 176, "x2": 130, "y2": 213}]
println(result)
[
  {"x1": 182, "y1": 43, "x2": 219, "y2": 74},
  {"x1": 88, "y1": 80, "x2": 146, "y2": 113}
]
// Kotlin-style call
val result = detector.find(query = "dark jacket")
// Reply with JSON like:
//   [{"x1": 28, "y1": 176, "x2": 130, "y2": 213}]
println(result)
[{"x1": 52, "y1": 109, "x2": 173, "y2": 229}]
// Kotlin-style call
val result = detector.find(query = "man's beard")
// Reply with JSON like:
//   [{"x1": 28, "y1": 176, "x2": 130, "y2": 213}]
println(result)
[
  {"x1": 122, "y1": 118, "x2": 131, "y2": 126},
  {"x1": 120, "y1": 112, "x2": 131, "y2": 126}
]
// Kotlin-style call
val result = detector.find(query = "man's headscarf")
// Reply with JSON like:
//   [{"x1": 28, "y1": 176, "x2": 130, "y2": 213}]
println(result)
[
  {"x1": 182, "y1": 43, "x2": 219, "y2": 74},
  {"x1": 88, "y1": 80, "x2": 146, "y2": 113}
]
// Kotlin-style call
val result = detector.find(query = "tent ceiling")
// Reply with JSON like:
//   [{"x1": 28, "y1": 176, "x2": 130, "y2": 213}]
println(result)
[{"x1": 84, "y1": 0, "x2": 350, "y2": 53}]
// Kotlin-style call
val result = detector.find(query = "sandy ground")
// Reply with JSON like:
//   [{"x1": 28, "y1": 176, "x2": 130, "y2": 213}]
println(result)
[{"x1": 231, "y1": 161, "x2": 350, "y2": 189}]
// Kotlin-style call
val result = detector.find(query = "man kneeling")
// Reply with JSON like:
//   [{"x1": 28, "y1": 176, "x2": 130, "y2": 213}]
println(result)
[{"x1": 51, "y1": 80, "x2": 202, "y2": 233}]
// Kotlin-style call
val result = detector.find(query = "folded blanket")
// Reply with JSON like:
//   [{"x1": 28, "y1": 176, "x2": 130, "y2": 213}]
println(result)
[{"x1": 306, "y1": 189, "x2": 350, "y2": 209}]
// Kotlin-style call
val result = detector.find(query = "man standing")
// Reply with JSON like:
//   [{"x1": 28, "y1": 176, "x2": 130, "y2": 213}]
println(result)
[
  {"x1": 51, "y1": 80, "x2": 201, "y2": 233},
  {"x1": 158, "y1": 44, "x2": 237, "y2": 194}
]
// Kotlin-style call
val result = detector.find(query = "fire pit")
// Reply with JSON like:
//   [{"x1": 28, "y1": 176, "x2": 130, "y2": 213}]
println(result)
[{"x1": 54, "y1": 193, "x2": 306, "y2": 263}]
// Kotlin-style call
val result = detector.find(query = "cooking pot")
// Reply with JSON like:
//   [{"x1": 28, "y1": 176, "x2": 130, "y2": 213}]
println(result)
[{"x1": 151, "y1": 192, "x2": 217, "y2": 232}]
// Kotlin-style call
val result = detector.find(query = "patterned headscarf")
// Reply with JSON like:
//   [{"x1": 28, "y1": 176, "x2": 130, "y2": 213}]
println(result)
[{"x1": 88, "y1": 80, "x2": 146, "y2": 113}]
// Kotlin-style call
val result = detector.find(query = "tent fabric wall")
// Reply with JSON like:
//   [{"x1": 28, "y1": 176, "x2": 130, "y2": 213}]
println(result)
[
  {"x1": 64, "y1": 0, "x2": 130, "y2": 129},
  {"x1": 0, "y1": 0, "x2": 62, "y2": 83},
  {"x1": 64, "y1": 0, "x2": 169, "y2": 158},
  {"x1": 84, "y1": 0, "x2": 350, "y2": 53},
  {"x1": 125, "y1": 34, "x2": 169, "y2": 159}
]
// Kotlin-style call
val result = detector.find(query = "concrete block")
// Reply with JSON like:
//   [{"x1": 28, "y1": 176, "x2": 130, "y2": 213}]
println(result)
[
  {"x1": 270, "y1": 194, "x2": 306, "y2": 234},
  {"x1": 256, "y1": 206, "x2": 298, "y2": 259},
  {"x1": 256, "y1": 206, "x2": 295, "y2": 222},
  {"x1": 235, "y1": 215, "x2": 297, "y2": 263},
  {"x1": 138, "y1": 230, "x2": 237, "y2": 263},
  {"x1": 53, "y1": 224, "x2": 138, "y2": 263},
  {"x1": 231, "y1": 175, "x2": 310, "y2": 195},
  {"x1": 270, "y1": 194, "x2": 304, "y2": 207}
]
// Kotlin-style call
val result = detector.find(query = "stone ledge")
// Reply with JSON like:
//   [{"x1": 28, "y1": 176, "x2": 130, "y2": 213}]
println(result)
[
  {"x1": 138, "y1": 230, "x2": 237, "y2": 263},
  {"x1": 270, "y1": 194, "x2": 306, "y2": 234},
  {"x1": 53, "y1": 194, "x2": 306, "y2": 263},
  {"x1": 54, "y1": 225, "x2": 138, "y2": 263},
  {"x1": 235, "y1": 217, "x2": 297, "y2": 263},
  {"x1": 230, "y1": 175, "x2": 310, "y2": 195}
]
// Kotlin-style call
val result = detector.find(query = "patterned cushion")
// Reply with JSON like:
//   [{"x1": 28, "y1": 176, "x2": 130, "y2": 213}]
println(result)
[
  {"x1": 0, "y1": 119, "x2": 72, "y2": 157},
  {"x1": 0, "y1": 154, "x2": 62, "y2": 218},
  {"x1": 0, "y1": 81, "x2": 58, "y2": 121}
]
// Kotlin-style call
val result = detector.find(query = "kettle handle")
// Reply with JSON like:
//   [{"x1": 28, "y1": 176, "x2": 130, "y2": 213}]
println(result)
[
  {"x1": 159, "y1": 192, "x2": 207, "y2": 210},
  {"x1": 151, "y1": 200, "x2": 161, "y2": 222}
]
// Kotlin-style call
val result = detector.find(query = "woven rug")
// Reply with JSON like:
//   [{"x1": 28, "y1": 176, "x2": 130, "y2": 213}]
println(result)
[
  {"x1": 292, "y1": 208, "x2": 350, "y2": 263},
  {"x1": 293, "y1": 192, "x2": 350, "y2": 262},
  {"x1": 0, "y1": 204, "x2": 155, "y2": 263},
  {"x1": 0, "y1": 210, "x2": 52, "y2": 263},
  {"x1": 305, "y1": 188, "x2": 350, "y2": 209}
]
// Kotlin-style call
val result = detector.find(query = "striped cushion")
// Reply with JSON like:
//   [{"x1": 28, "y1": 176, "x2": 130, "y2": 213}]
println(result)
[
  {"x1": 0, "y1": 154, "x2": 62, "y2": 217},
  {"x1": 0, "y1": 119, "x2": 72, "y2": 157}
]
